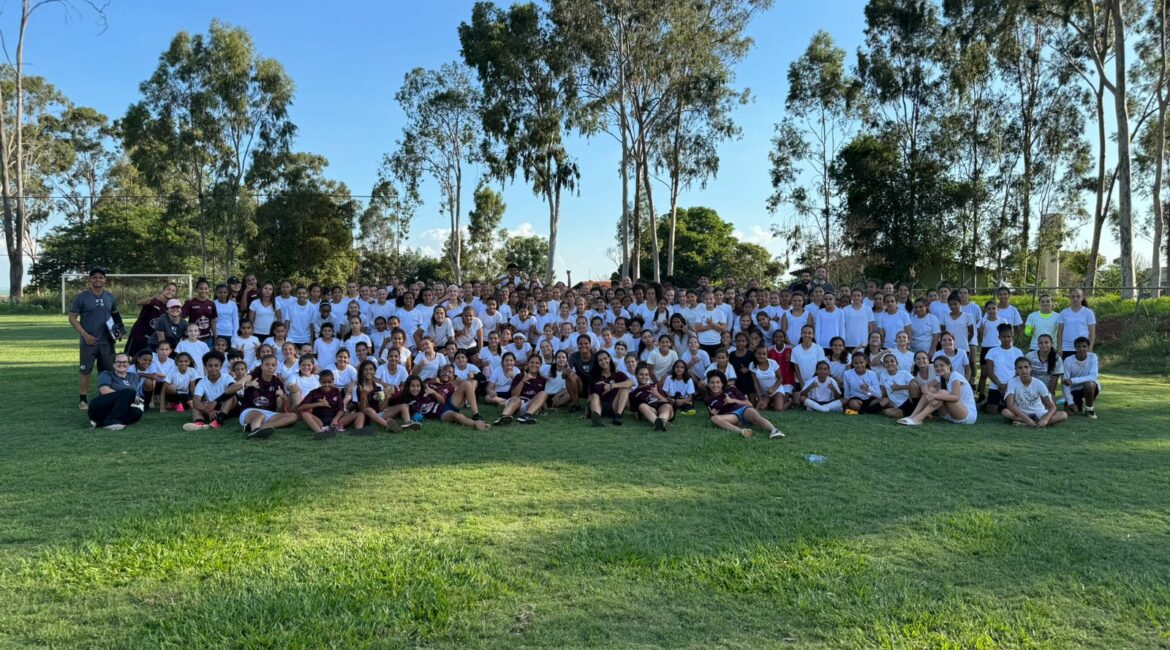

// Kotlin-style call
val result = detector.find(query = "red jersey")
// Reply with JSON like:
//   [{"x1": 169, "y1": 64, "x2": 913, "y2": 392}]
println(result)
[
  {"x1": 704, "y1": 387, "x2": 748, "y2": 415},
  {"x1": 509, "y1": 373, "x2": 547, "y2": 400},
  {"x1": 303, "y1": 387, "x2": 344, "y2": 420},
  {"x1": 182, "y1": 298, "x2": 218, "y2": 339},
  {"x1": 767, "y1": 346, "x2": 795, "y2": 385},
  {"x1": 244, "y1": 371, "x2": 284, "y2": 410}
]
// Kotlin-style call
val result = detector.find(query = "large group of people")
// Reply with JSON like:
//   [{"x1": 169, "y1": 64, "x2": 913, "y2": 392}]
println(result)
[{"x1": 69, "y1": 263, "x2": 1101, "y2": 437}]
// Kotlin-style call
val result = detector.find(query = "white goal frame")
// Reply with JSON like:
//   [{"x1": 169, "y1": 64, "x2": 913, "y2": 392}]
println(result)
[{"x1": 61, "y1": 273, "x2": 193, "y2": 314}]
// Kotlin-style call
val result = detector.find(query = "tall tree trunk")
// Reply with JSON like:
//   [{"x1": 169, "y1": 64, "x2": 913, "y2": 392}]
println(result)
[
  {"x1": 618, "y1": 21, "x2": 631, "y2": 280},
  {"x1": 1088, "y1": 83, "x2": 1108, "y2": 291},
  {"x1": 0, "y1": 63, "x2": 19, "y2": 301},
  {"x1": 667, "y1": 104, "x2": 682, "y2": 279},
  {"x1": 1111, "y1": 0, "x2": 1137, "y2": 298},
  {"x1": 453, "y1": 163, "x2": 463, "y2": 284},
  {"x1": 1150, "y1": 0, "x2": 1168, "y2": 297},
  {"x1": 820, "y1": 109, "x2": 831, "y2": 267},
  {"x1": 641, "y1": 155, "x2": 661, "y2": 283},
  {"x1": 8, "y1": 4, "x2": 33, "y2": 302},
  {"x1": 545, "y1": 168, "x2": 560, "y2": 286},
  {"x1": 632, "y1": 160, "x2": 642, "y2": 279}
]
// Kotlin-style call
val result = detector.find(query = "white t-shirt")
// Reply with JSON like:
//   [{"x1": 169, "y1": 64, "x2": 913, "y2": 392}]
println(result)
[
  {"x1": 646, "y1": 349, "x2": 679, "y2": 380},
  {"x1": 540, "y1": 364, "x2": 568, "y2": 395},
  {"x1": 1058, "y1": 306, "x2": 1096, "y2": 351},
  {"x1": 375, "y1": 363, "x2": 408, "y2": 390},
  {"x1": 998, "y1": 304, "x2": 1024, "y2": 328},
  {"x1": 874, "y1": 310, "x2": 911, "y2": 349},
  {"x1": 704, "y1": 362, "x2": 736, "y2": 381},
  {"x1": 908, "y1": 314, "x2": 940, "y2": 353},
  {"x1": 453, "y1": 318, "x2": 484, "y2": 349},
  {"x1": 1023, "y1": 311, "x2": 1061, "y2": 350},
  {"x1": 451, "y1": 363, "x2": 481, "y2": 381},
  {"x1": 478, "y1": 347, "x2": 504, "y2": 373},
  {"x1": 175, "y1": 340, "x2": 210, "y2": 375},
  {"x1": 662, "y1": 376, "x2": 695, "y2": 399},
  {"x1": 693, "y1": 305, "x2": 724, "y2": 345},
  {"x1": 344, "y1": 334, "x2": 373, "y2": 359},
  {"x1": 312, "y1": 339, "x2": 343, "y2": 371},
  {"x1": 1063, "y1": 353, "x2": 1100, "y2": 389},
  {"x1": 284, "y1": 301, "x2": 317, "y2": 343},
  {"x1": 165, "y1": 365, "x2": 200, "y2": 392},
  {"x1": 783, "y1": 309, "x2": 813, "y2": 349},
  {"x1": 841, "y1": 305, "x2": 875, "y2": 348},
  {"x1": 680, "y1": 349, "x2": 710, "y2": 381},
  {"x1": 288, "y1": 373, "x2": 321, "y2": 397},
  {"x1": 932, "y1": 349, "x2": 971, "y2": 380},
  {"x1": 488, "y1": 366, "x2": 520, "y2": 394},
  {"x1": 749, "y1": 358, "x2": 784, "y2": 394},
  {"x1": 1006, "y1": 376, "x2": 1051, "y2": 418},
  {"x1": 985, "y1": 345, "x2": 1024, "y2": 387},
  {"x1": 939, "y1": 312, "x2": 975, "y2": 350},
  {"x1": 194, "y1": 372, "x2": 234, "y2": 402},
  {"x1": 412, "y1": 352, "x2": 449, "y2": 380},
  {"x1": 979, "y1": 315, "x2": 1009, "y2": 348},
  {"x1": 214, "y1": 300, "x2": 239, "y2": 339},
  {"x1": 802, "y1": 376, "x2": 840, "y2": 403},
  {"x1": 329, "y1": 365, "x2": 357, "y2": 391},
  {"x1": 813, "y1": 308, "x2": 845, "y2": 348},
  {"x1": 842, "y1": 369, "x2": 881, "y2": 401},
  {"x1": 880, "y1": 369, "x2": 913, "y2": 405},
  {"x1": 479, "y1": 310, "x2": 508, "y2": 336},
  {"x1": 248, "y1": 300, "x2": 278, "y2": 335},
  {"x1": 790, "y1": 343, "x2": 826, "y2": 386},
  {"x1": 231, "y1": 335, "x2": 260, "y2": 367}
]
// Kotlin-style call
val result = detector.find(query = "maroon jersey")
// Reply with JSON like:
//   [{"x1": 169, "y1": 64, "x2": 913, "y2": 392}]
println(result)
[
  {"x1": 303, "y1": 387, "x2": 344, "y2": 420},
  {"x1": 705, "y1": 386, "x2": 748, "y2": 415},
  {"x1": 244, "y1": 370, "x2": 284, "y2": 410},
  {"x1": 182, "y1": 298, "x2": 218, "y2": 339},
  {"x1": 509, "y1": 373, "x2": 547, "y2": 400},
  {"x1": 591, "y1": 371, "x2": 629, "y2": 404},
  {"x1": 631, "y1": 383, "x2": 665, "y2": 408},
  {"x1": 128, "y1": 298, "x2": 167, "y2": 346},
  {"x1": 417, "y1": 380, "x2": 456, "y2": 418}
]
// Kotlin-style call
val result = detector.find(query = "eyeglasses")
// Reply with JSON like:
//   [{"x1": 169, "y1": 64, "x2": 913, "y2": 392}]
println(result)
[{"x1": 114, "y1": 360, "x2": 130, "y2": 365}]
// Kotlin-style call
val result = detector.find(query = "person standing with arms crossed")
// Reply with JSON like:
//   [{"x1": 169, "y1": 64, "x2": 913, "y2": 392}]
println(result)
[{"x1": 69, "y1": 268, "x2": 124, "y2": 411}]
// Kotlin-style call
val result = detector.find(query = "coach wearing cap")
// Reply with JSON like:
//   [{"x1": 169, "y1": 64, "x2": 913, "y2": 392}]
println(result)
[
  {"x1": 69, "y1": 268, "x2": 124, "y2": 411},
  {"x1": 153, "y1": 298, "x2": 189, "y2": 350}
]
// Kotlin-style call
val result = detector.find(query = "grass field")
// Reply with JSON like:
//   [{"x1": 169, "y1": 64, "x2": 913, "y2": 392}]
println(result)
[{"x1": 1, "y1": 313, "x2": 1169, "y2": 649}]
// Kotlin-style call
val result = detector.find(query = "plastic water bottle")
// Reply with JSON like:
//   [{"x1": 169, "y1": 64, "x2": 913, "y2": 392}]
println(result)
[{"x1": 804, "y1": 454, "x2": 826, "y2": 465}]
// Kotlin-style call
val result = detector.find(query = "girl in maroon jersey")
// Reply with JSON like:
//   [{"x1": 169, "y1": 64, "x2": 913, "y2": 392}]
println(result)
[
  {"x1": 181, "y1": 277, "x2": 218, "y2": 345},
  {"x1": 239, "y1": 355, "x2": 299, "y2": 439},
  {"x1": 588, "y1": 350, "x2": 633, "y2": 427},
  {"x1": 350, "y1": 359, "x2": 417, "y2": 434},
  {"x1": 496, "y1": 355, "x2": 548, "y2": 425},
  {"x1": 703, "y1": 370, "x2": 784, "y2": 439},
  {"x1": 409, "y1": 365, "x2": 489, "y2": 430},
  {"x1": 297, "y1": 370, "x2": 355, "y2": 439},
  {"x1": 631, "y1": 363, "x2": 675, "y2": 431}
]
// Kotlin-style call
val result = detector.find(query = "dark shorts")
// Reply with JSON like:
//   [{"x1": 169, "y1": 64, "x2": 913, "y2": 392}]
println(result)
[
  {"x1": 600, "y1": 402, "x2": 619, "y2": 417},
  {"x1": 852, "y1": 396, "x2": 882, "y2": 414},
  {"x1": 1068, "y1": 386, "x2": 1097, "y2": 406},
  {"x1": 896, "y1": 398, "x2": 915, "y2": 413},
  {"x1": 980, "y1": 346, "x2": 992, "y2": 365},
  {"x1": 80, "y1": 339, "x2": 115, "y2": 374},
  {"x1": 699, "y1": 343, "x2": 722, "y2": 358},
  {"x1": 986, "y1": 389, "x2": 1004, "y2": 406}
]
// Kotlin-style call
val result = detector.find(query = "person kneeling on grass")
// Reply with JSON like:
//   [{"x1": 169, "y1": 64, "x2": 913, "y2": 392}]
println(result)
[
  {"x1": 239, "y1": 355, "x2": 299, "y2": 439},
  {"x1": 703, "y1": 370, "x2": 785, "y2": 439},
  {"x1": 631, "y1": 363, "x2": 675, "y2": 431},
  {"x1": 1001, "y1": 356, "x2": 1068, "y2": 428},
  {"x1": 898, "y1": 355, "x2": 978, "y2": 426},
  {"x1": 183, "y1": 351, "x2": 245, "y2": 430},
  {"x1": 588, "y1": 350, "x2": 633, "y2": 427},
  {"x1": 297, "y1": 369, "x2": 359, "y2": 439},
  {"x1": 87, "y1": 353, "x2": 146, "y2": 431},
  {"x1": 1062, "y1": 336, "x2": 1100, "y2": 420},
  {"x1": 401, "y1": 367, "x2": 490, "y2": 431},
  {"x1": 496, "y1": 356, "x2": 548, "y2": 426}
]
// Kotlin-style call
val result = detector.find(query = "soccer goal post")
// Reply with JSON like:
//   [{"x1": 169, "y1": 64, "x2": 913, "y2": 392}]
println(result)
[{"x1": 61, "y1": 274, "x2": 194, "y2": 314}]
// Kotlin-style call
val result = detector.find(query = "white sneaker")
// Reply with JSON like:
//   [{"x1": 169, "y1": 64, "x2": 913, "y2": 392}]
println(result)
[
  {"x1": 103, "y1": 423, "x2": 126, "y2": 431},
  {"x1": 182, "y1": 422, "x2": 207, "y2": 431},
  {"x1": 89, "y1": 420, "x2": 97, "y2": 428},
  {"x1": 768, "y1": 429, "x2": 785, "y2": 439}
]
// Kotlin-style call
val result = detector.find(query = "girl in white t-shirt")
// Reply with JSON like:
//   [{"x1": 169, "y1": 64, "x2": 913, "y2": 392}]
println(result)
[
  {"x1": 661, "y1": 359, "x2": 696, "y2": 415},
  {"x1": 879, "y1": 353, "x2": 914, "y2": 419},
  {"x1": 798, "y1": 360, "x2": 843, "y2": 413},
  {"x1": 1057, "y1": 288, "x2": 1096, "y2": 355},
  {"x1": 908, "y1": 350, "x2": 936, "y2": 401},
  {"x1": 486, "y1": 352, "x2": 520, "y2": 405},
  {"x1": 932, "y1": 332, "x2": 972, "y2": 383}
]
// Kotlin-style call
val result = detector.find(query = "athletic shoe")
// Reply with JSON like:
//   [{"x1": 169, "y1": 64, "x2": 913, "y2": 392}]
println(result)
[
  {"x1": 472, "y1": 412, "x2": 483, "y2": 421},
  {"x1": 175, "y1": 403, "x2": 185, "y2": 413},
  {"x1": 246, "y1": 426, "x2": 275, "y2": 440},
  {"x1": 611, "y1": 416, "x2": 623, "y2": 426},
  {"x1": 590, "y1": 411, "x2": 604, "y2": 427},
  {"x1": 79, "y1": 400, "x2": 89, "y2": 410},
  {"x1": 131, "y1": 400, "x2": 145, "y2": 412},
  {"x1": 683, "y1": 409, "x2": 696, "y2": 416},
  {"x1": 183, "y1": 422, "x2": 207, "y2": 431},
  {"x1": 897, "y1": 417, "x2": 920, "y2": 426},
  {"x1": 844, "y1": 409, "x2": 859, "y2": 416},
  {"x1": 103, "y1": 424, "x2": 125, "y2": 431},
  {"x1": 653, "y1": 417, "x2": 665, "y2": 431},
  {"x1": 209, "y1": 420, "x2": 222, "y2": 429},
  {"x1": 493, "y1": 415, "x2": 514, "y2": 426},
  {"x1": 518, "y1": 414, "x2": 537, "y2": 424},
  {"x1": 768, "y1": 429, "x2": 786, "y2": 439},
  {"x1": 402, "y1": 421, "x2": 422, "y2": 431},
  {"x1": 89, "y1": 420, "x2": 97, "y2": 428},
  {"x1": 1086, "y1": 408, "x2": 1097, "y2": 420}
]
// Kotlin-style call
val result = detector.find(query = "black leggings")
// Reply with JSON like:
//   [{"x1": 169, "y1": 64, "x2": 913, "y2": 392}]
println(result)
[{"x1": 88, "y1": 390, "x2": 144, "y2": 427}]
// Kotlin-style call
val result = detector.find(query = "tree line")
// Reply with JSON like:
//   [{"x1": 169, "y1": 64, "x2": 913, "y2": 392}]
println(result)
[{"x1": 3, "y1": 0, "x2": 1167, "y2": 301}]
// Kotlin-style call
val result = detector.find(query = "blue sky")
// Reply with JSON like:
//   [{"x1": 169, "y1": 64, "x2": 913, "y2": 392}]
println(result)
[{"x1": 2, "y1": 0, "x2": 1122, "y2": 291}]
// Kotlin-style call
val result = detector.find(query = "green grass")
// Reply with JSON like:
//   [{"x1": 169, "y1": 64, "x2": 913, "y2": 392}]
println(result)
[{"x1": 1, "y1": 314, "x2": 1169, "y2": 649}]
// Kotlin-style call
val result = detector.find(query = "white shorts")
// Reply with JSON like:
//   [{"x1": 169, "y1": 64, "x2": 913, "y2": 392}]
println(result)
[
  {"x1": 765, "y1": 383, "x2": 794, "y2": 396},
  {"x1": 239, "y1": 408, "x2": 280, "y2": 426},
  {"x1": 940, "y1": 410, "x2": 978, "y2": 425}
]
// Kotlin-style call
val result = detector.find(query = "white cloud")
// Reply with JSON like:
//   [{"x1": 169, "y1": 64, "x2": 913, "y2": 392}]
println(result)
[
  {"x1": 507, "y1": 222, "x2": 537, "y2": 238},
  {"x1": 733, "y1": 224, "x2": 784, "y2": 256},
  {"x1": 411, "y1": 227, "x2": 451, "y2": 257}
]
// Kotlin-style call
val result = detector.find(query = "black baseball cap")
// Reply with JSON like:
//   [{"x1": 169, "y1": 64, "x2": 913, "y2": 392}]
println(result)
[
  {"x1": 227, "y1": 276, "x2": 241, "y2": 284},
  {"x1": 88, "y1": 267, "x2": 108, "y2": 277}
]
